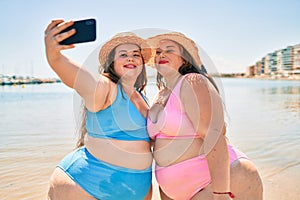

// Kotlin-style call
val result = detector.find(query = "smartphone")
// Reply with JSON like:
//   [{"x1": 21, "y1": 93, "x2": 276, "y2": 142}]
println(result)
[{"x1": 59, "y1": 18, "x2": 96, "y2": 45}]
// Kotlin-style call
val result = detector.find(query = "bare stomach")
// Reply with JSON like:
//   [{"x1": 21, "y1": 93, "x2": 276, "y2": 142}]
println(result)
[
  {"x1": 85, "y1": 135, "x2": 153, "y2": 170},
  {"x1": 153, "y1": 138, "x2": 204, "y2": 167}
]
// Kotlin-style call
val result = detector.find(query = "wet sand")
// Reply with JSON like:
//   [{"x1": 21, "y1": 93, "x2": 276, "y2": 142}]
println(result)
[
  {"x1": 262, "y1": 165, "x2": 300, "y2": 200},
  {"x1": 1, "y1": 154, "x2": 299, "y2": 200}
]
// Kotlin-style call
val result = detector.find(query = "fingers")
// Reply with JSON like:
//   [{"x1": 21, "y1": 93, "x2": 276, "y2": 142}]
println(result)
[
  {"x1": 54, "y1": 26, "x2": 76, "y2": 44},
  {"x1": 44, "y1": 19, "x2": 64, "y2": 35},
  {"x1": 51, "y1": 20, "x2": 74, "y2": 36},
  {"x1": 44, "y1": 19, "x2": 75, "y2": 49},
  {"x1": 60, "y1": 43, "x2": 76, "y2": 50}
]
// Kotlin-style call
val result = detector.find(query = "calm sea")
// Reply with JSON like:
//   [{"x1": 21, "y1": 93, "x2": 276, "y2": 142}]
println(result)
[{"x1": 0, "y1": 78, "x2": 299, "y2": 200}]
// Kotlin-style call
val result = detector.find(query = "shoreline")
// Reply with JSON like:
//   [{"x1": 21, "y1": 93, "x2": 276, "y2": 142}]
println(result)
[
  {"x1": 1, "y1": 75, "x2": 299, "y2": 87},
  {"x1": 0, "y1": 77, "x2": 61, "y2": 86},
  {"x1": 237, "y1": 76, "x2": 300, "y2": 81},
  {"x1": 212, "y1": 74, "x2": 300, "y2": 81}
]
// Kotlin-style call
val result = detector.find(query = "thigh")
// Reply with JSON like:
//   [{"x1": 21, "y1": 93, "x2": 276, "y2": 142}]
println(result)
[
  {"x1": 159, "y1": 186, "x2": 173, "y2": 200},
  {"x1": 47, "y1": 167, "x2": 95, "y2": 200},
  {"x1": 191, "y1": 185, "x2": 214, "y2": 200},
  {"x1": 192, "y1": 159, "x2": 263, "y2": 200}
]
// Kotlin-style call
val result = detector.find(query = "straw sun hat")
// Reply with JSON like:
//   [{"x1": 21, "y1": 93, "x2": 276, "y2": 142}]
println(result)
[
  {"x1": 99, "y1": 32, "x2": 152, "y2": 66},
  {"x1": 147, "y1": 32, "x2": 202, "y2": 68}
]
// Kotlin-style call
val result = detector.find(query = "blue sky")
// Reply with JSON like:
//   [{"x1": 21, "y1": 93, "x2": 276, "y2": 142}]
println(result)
[{"x1": 0, "y1": 0, "x2": 299, "y2": 77}]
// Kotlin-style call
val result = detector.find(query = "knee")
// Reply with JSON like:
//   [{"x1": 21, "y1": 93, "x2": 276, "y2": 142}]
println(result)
[
  {"x1": 241, "y1": 159, "x2": 263, "y2": 185},
  {"x1": 47, "y1": 168, "x2": 73, "y2": 199},
  {"x1": 47, "y1": 168, "x2": 95, "y2": 200},
  {"x1": 231, "y1": 159, "x2": 263, "y2": 192},
  {"x1": 47, "y1": 183, "x2": 55, "y2": 200},
  {"x1": 232, "y1": 159, "x2": 260, "y2": 177},
  {"x1": 47, "y1": 168, "x2": 63, "y2": 200}
]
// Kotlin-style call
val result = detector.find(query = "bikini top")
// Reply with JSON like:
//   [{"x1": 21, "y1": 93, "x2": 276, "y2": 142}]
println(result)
[
  {"x1": 86, "y1": 84, "x2": 150, "y2": 142},
  {"x1": 147, "y1": 74, "x2": 201, "y2": 139}
]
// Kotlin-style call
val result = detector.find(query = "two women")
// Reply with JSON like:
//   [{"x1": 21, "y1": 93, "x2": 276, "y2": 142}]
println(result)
[
  {"x1": 45, "y1": 19, "x2": 263, "y2": 199},
  {"x1": 44, "y1": 20, "x2": 152, "y2": 200}
]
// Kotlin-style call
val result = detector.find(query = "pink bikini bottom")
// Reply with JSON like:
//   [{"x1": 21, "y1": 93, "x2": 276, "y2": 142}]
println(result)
[{"x1": 155, "y1": 144, "x2": 249, "y2": 200}]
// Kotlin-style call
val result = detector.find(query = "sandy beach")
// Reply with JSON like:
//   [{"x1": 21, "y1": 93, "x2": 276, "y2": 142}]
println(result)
[
  {"x1": 1, "y1": 156, "x2": 300, "y2": 200},
  {"x1": 262, "y1": 166, "x2": 300, "y2": 200}
]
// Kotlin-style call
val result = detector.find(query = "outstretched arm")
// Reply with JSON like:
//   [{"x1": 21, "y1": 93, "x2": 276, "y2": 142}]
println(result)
[{"x1": 44, "y1": 19, "x2": 109, "y2": 111}]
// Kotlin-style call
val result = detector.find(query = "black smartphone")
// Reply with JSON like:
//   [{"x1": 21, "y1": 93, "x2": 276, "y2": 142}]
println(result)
[{"x1": 59, "y1": 18, "x2": 96, "y2": 45}]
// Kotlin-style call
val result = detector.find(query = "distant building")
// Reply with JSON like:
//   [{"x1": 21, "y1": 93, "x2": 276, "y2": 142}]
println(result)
[
  {"x1": 246, "y1": 65, "x2": 255, "y2": 77},
  {"x1": 292, "y1": 44, "x2": 300, "y2": 77},
  {"x1": 261, "y1": 57, "x2": 265, "y2": 75},
  {"x1": 277, "y1": 46, "x2": 293, "y2": 76},
  {"x1": 248, "y1": 43, "x2": 300, "y2": 79},
  {"x1": 255, "y1": 60, "x2": 262, "y2": 76},
  {"x1": 265, "y1": 52, "x2": 277, "y2": 76}
]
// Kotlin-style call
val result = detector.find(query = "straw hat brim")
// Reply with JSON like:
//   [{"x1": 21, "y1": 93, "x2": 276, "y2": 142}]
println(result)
[
  {"x1": 99, "y1": 35, "x2": 152, "y2": 66},
  {"x1": 147, "y1": 32, "x2": 202, "y2": 67}
]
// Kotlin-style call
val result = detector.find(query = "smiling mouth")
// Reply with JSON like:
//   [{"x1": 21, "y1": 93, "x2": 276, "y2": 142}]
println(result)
[{"x1": 124, "y1": 64, "x2": 137, "y2": 69}]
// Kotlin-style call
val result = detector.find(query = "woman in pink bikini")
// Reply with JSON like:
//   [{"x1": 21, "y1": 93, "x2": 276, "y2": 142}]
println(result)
[{"x1": 147, "y1": 32, "x2": 263, "y2": 200}]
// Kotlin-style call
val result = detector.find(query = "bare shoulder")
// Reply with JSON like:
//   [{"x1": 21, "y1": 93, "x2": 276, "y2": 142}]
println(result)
[
  {"x1": 183, "y1": 73, "x2": 207, "y2": 84},
  {"x1": 97, "y1": 74, "x2": 111, "y2": 87},
  {"x1": 95, "y1": 75, "x2": 115, "y2": 96},
  {"x1": 181, "y1": 73, "x2": 209, "y2": 96}
]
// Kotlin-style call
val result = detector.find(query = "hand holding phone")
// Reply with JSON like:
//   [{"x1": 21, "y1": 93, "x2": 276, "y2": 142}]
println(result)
[{"x1": 59, "y1": 18, "x2": 96, "y2": 45}]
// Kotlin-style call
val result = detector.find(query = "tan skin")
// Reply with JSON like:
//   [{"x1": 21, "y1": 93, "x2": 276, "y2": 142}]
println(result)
[
  {"x1": 44, "y1": 19, "x2": 152, "y2": 200},
  {"x1": 149, "y1": 40, "x2": 263, "y2": 200}
]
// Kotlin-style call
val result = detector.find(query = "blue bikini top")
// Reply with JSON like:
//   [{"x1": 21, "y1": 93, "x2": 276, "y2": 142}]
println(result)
[{"x1": 86, "y1": 84, "x2": 150, "y2": 142}]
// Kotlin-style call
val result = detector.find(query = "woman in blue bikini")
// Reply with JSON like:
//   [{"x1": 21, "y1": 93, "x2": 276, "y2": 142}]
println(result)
[{"x1": 44, "y1": 19, "x2": 153, "y2": 200}]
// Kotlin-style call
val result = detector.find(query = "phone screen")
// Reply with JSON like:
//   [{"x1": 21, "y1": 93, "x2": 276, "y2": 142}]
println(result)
[{"x1": 59, "y1": 18, "x2": 96, "y2": 45}]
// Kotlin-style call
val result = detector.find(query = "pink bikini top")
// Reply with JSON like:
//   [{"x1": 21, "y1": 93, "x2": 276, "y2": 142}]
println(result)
[{"x1": 147, "y1": 75, "x2": 201, "y2": 139}]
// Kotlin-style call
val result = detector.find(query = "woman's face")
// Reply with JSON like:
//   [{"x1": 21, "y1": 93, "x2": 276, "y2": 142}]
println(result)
[
  {"x1": 113, "y1": 43, "x2": 143, "y2": 79},
  {"x1": 154, "y1": 39, "x2": 184, "y2": 75}
]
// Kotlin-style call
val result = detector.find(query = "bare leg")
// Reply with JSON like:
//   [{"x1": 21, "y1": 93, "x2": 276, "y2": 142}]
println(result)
[
  {"x1": 191, "y1": 185, "x2": 213, "y2": 200},
  {"x1": 192, "y1": 159, "x2": 263, "y2": 200},
  {"x1": 47, "y1": 168, "x2": 95, "y2": 200},
  {"x1": 230, "y1": 159, "x2": 263, "y2": 200},
  {"x1": 159, "y1": 187, "x2": 173, "y2": 200}
]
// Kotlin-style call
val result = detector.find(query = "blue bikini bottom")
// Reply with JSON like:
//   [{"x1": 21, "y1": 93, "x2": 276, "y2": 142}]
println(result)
[{"x1": 57, "y1": 147, "x2": 152, "y2": 200}]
